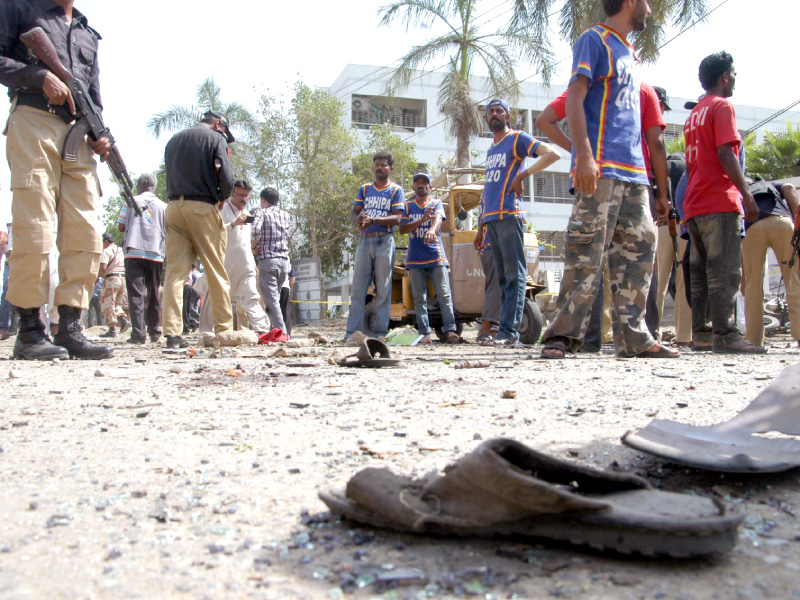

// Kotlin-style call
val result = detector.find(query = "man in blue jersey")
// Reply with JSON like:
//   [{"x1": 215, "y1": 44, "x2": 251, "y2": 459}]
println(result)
[
  {"x1": 399, "y1": 173, "x2": 459, "y2": 344},
  {"x1": 476, "y1": 100, "x2": 560, "y2": 345},
  {"x1": 345, "y1": 152, "x2": 405, "y2": 340},
  {"x1": 540, "y1": 0, "x2": 678, "y2": 359}
]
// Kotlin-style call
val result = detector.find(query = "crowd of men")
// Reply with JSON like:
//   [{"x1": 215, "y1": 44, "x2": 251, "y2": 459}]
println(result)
[{"x1": 0, "y1": 0, "x2": 797, "y2": 359}]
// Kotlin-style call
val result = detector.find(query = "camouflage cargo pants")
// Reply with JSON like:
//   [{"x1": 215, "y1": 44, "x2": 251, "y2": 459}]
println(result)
[
  {"x1": 541, "y1": 178, "x2": 657, "y2": 356},
  {"x1": 100, "y1": 275, "x2": 126, "y2": 327}
]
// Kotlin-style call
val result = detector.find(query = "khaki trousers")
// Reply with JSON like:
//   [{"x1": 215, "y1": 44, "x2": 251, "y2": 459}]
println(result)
[
  {"x1": 162, "y1": 200, "x2": 232, "y2": 336},
  {"x1": 5, "y1": 104, "x2": 102, "y2": 310},
  {"x1": 741, "y1": 216, "x2": 800, "y2": 344},
  {"x1": 655, "y1": 225, "x2": 692, "y2": 342},
  {"x1": 100, "y1": 276, "x2": 126, "y2": 326}
]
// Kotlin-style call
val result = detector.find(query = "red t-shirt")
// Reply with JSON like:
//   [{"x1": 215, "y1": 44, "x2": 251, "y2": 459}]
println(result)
[
  {"x1": 639, "y1": 82, "x2": 666, "y2": 180},
  {"x1": 549, "y1": 83, "x2": 665, "y2": 179},
  {"x1": 683, "y1": 95, "x2": 742, "y2": 220}
]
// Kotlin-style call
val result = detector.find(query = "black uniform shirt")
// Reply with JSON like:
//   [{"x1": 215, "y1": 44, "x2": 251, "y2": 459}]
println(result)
[
  {"x1": 165, "y1": 124, "x2": 235, "y2": 205},
  {"x1": 0, "y1": 0, "x2": 102, "y2": 108}
]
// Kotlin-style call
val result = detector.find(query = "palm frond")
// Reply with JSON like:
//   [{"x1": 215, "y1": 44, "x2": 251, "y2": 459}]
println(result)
[
  {"x1": 146, "y1": 105, "x2": 201, "y2": 138},
  {"x1": 379, "y1": 0, "x2": 455, "y2": 34},
  {"x1": 384, "y1": 34, "x2": 461, "y2": 95},
  {"x1": 196, "y1": 78, "x2": 223, "y2": 110}
]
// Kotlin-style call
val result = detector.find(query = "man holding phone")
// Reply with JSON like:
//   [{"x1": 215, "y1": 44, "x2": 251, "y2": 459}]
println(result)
[{"x1": 198, "y1": 180, "x2": 270, "y2": 335}]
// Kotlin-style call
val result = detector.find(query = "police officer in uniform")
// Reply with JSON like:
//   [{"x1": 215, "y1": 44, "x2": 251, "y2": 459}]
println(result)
[
  {"x1": 0, "y1": 0, "x2": 113, "y2": 360},
  {"x1": 161, "y1": 110, "x2": 236, "y2": 349}
]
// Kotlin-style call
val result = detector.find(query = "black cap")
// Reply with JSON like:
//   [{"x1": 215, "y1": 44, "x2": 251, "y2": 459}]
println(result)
[
  {"x1": 102, "y1": 232, "x2": 114, "y2": 243},
  {"x1": 653, "y1": 86, "x2": 670, "y2": 111},
  {"x1": 204, "y1": 110, "x2": 235, "y2": 144},
  {"x1": 684, "y1": 94, "x2": 706, "y2": 110}
]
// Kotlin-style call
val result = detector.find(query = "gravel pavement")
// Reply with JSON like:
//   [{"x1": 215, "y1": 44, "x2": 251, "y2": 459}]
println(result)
[{"x1": 2, "y1": 322, "x2": 800, "y2": 600}]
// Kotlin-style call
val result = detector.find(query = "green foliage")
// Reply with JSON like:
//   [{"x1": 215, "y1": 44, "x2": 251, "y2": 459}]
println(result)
[
  {"x1": 352, "y1": 124, "x2": 419, "y2": 190},
  {"x1": 745, "y1": 121, "x2": 800, "y2": 180},
  {"x1": 666, "y1": 134, "x2": 686, "y2": 155},
  {"x1": 101, "y1": 192, "x2": 125, "y2": 246},
  {"x1": 257, "y1": 82, "x2": 359, "y2": 281},
  {"x1": 291, "y1": 83, "x2": 359, "y2": 280}
]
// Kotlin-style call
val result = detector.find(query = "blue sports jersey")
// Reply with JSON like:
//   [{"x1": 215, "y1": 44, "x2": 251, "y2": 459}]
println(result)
[
  {"x1": 482, "y1": 130, "x2": 540, "y2": 223},
  {"x1": 402, "y1": 198, "x2": 448, "y2": 268},
  {"x1": 354, "y1": 182, "x2": 405, "y2": 234},
  {"x1": 569, "y1": 23, "x2": 648, "y2": 187}
]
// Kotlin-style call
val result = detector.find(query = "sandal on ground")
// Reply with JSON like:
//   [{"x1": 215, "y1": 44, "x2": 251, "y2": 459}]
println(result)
[
  {"x1": 476, "y1": 332, "x2": 493, "y2": 343},
  {"x1": 632, "y1": 343, "x2": 680, "y2": 359},
  {"x1": 691, "y1": 342, "x2": 712, "y2": 352},
  {"x1": 319, "y1": 437, "x2": 742, "y2": 558},
  {"x1": 540, "y1": 336, "x2": 569, "y2": 359},
  {"x1": 712, "y1": 338, "x2": 767, "y2": 354},
  {"x1": 418, "y1": 335, "x2": 433, "y2": 344}
]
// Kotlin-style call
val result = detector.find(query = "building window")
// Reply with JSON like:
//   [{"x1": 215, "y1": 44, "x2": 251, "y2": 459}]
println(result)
[
  {"x1": 351, "y1": 95, "x2": 426, "y2": 131},
  {"x1": 663, "y1": 123, "x2": 683, "y2": 144},
  {"x1": 532, "y1": 172, "x2": 573, "y2": 204},
  {"x1": 531, "y1": 109, "x2": 571, "y2": 143},
  {"x1": 537, "y1": 230, "x2": 566, "y2": 260}
]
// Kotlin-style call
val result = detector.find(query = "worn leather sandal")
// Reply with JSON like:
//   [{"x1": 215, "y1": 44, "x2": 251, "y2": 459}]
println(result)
[
  {"x1": 320, "y1": 438, "x2": 741, "y2": 558},
  {"x1": 623, "y1": 363, "x2": 800, "y2": 472},
  {"x1": 540, "y1": 336, "x2": 569, "y2": 359},
  {"x1": 712, "y1": 338, "x2": 767, "y2": 354}
]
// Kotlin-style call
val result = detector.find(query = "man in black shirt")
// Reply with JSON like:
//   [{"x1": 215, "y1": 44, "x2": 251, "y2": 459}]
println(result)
[
  {"x1": 0, "y1": 0, "x2": 112, "y2": 360},
  {"x1": 161, "y1": 110, "x2": 235, "y2": 349}
]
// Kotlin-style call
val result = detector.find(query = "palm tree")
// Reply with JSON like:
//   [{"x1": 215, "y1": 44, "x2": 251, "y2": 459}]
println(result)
[
  {"x1": 746, "y1": 121, "x2": 800, "y2": 180},
  {"x1": 146, "y1": 77, "x2": 258, "y2": 141},
  {"x1": 380, "y1": 0, "x2": 553, "y2": 168},
  {"x1": 147, "y1": 78, "x2": 260, "y2": 183},
  {"x1": 381, "y1": 0, "x2": 708, "y2": 168}
]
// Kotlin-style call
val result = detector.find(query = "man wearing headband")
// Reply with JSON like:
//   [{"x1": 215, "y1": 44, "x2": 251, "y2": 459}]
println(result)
[{"x1": 475, "y1": 99, "x2": 560, "y2": 345}]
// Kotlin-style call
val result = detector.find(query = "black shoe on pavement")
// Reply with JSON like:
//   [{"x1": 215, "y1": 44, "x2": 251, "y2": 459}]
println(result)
[
  {"x1": 166, "y1": 335, "x2": 189, "y2": 349},
  {"x1": 53, "y1": 306, "x2": 114, "y2": 360},
  {"x1": 99, "y1": 327, "x2": 117, "y2": 338},
  {"x1": 126, "y1": 337, "x2": 146, "y2": 345},
  {"x1": 119, "y1": 316, "x2": 130, "y2": 334},
  {"x1": 12, "y1": 307, "x2": 69, "y2": 361},
  {"x1": 150, "y1": 333, "x2": 162, "y2": 344}
]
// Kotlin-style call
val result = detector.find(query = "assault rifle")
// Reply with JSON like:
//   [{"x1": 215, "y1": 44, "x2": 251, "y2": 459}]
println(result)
[
  {"x1": 788, "y1": 211, "x2": 800, "y2": 269},
  {"x1": 667, "y1": 205, "x2": 680, "y2": 267},
  {"x1": 20, "y1": 27, "x2": 141, "y2": 216}
]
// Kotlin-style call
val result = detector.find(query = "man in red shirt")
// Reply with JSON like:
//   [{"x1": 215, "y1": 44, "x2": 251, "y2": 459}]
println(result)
[{"x1": 683, "y1": 51, "x2": 764, "y2": 354}]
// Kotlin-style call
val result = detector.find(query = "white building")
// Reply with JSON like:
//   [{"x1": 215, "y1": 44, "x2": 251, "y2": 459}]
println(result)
[{"x1": 327, "y1": 64, "x2": 800, "y2": 274}]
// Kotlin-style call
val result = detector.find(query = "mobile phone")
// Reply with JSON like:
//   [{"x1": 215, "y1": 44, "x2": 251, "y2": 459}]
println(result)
[{"x1": 244, "y1": 215, "x2": 255, "y2": 223}]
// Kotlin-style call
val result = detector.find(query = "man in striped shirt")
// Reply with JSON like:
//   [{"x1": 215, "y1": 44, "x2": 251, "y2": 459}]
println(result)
[
  {"x1": 540, "y1": 0, "x2": 677, "y2": 359},
  {"x1": 252, "y1": 187, "x2": 292, "y2": 335}
]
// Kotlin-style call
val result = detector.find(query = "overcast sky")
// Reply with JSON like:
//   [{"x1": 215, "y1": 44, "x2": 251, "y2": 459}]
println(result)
[{"x1": 1, "y1": 0, "x2": 797, "y2": 227}]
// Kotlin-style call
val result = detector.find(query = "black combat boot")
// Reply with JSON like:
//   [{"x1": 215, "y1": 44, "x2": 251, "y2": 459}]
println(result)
[
  {"x1": 53, "y1": 305, "x2": 114, "y2": 360},
  {"x1": 12, "y1": 307, "x2": 69, "y2": 361}
]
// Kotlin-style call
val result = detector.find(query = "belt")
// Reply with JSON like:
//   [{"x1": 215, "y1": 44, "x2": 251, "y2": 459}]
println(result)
[
  {"x1": 14, "y1": 93, "x2": 74, "y2": 124},
  {"x1": 361, "y1": 231, "x2": 390, "y2": 238},
  {"x1": 104, "y1": 273, "x2": 124, "y2": 278},
  {"x1": 168, "y1": 195, "x2": 216, "y2": 203}
]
